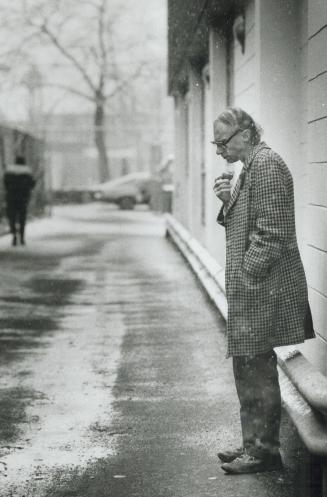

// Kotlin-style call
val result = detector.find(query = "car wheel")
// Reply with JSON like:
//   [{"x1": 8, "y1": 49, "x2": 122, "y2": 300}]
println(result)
[{"x1": 119, "y1": 196, "x2": 136, "y2": 210}]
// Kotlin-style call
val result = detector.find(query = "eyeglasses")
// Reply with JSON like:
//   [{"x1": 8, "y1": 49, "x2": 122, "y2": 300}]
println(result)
[{"x1": 211, "y1": 128, "x2": 242, "y2": 149}]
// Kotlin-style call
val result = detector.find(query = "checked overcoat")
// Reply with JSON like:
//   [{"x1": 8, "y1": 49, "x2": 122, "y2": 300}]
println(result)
[{"x1": 217, "y1": 142, "x2": 315, "y2": 357}]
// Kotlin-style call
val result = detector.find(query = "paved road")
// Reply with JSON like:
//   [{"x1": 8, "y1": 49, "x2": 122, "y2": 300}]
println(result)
[{"x1": 0, "y1": 203, "x2": 309, "y2": 496}]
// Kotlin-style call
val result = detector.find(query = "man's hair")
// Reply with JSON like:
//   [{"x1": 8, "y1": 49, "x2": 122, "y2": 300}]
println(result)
[{"x1": 215, "y1": 107, "x2": 262, "y2": 145}]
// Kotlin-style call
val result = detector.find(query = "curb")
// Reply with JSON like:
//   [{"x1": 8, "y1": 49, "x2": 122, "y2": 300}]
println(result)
[
  {"x1": 165, "y1": 214, "x2": 227, "y2": 320},
  {"x1": 165, "y1": 213, "x2": 327, "y2": 459}
]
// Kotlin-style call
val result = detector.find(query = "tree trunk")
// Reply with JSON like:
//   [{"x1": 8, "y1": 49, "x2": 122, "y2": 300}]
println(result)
[{"x1": 94, "y1": 99, "x2": 109, "y2": 182}]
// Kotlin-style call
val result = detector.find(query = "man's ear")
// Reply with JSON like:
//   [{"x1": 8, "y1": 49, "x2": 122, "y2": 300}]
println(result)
[{"x1": 242, "y1": 128, "x2": 251, "y2": 143}]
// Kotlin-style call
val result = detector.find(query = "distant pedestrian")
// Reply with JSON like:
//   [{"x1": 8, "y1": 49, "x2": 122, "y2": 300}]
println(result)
[
  {"x1": 4, "y1": 156, "x2": 35, "y2": 246},
  {"x1": 212, "y1": 108, "x2": 315, "y2": 474}
]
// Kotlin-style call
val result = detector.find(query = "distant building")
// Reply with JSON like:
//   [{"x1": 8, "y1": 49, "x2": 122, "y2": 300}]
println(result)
[
  {"x1": 43, "y1": 113, "x2": 99, "y2": 191},
  {"x1": 43, "y1": 100, "x2": 174, "y2": 190}
]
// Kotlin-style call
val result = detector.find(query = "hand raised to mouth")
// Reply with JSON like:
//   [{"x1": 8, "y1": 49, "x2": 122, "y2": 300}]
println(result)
[{"x1": 213, "y1": 172, "x2": 233, "y2": 205}]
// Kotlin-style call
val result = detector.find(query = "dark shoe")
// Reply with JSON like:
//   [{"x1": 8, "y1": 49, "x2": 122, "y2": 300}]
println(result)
[
  {"x1": 221, "y1": 453, "x2": 283, "y2": 474},
  {"x1": 217, "y1": 447, "x2": 244, "y2": 463},
  {"x1": 12, "y1": 235, "x2": 17, "y2": 247}
]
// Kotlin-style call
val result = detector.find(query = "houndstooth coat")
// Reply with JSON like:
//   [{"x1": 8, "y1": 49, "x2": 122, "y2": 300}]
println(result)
[{"x1": 217, "y1": 142, "x2": 315, "y2": 357}]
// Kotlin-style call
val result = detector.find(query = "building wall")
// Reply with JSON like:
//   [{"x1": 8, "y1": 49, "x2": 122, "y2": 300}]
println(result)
[
  {"x1": 170, "y1": 0, "x2": 327, "y2": 371},
  {"x1": 255, "y1": 0, "x2": 305, "y2": 249},
  {"x1": 229, "y1": 0, "x2": 327, "y2": 368},
  {"x1": 172, "y1": 67, "x2": 207, "y2": 239},
  {"x1": 204, "y1": 28, "x2": 228, "y2": 270},
  {"x1": 187, "y1": 67, "x2": 205, "y2": 241},
  {"x1": 301, "y1": 0, "x2": 327, "y2": 371},
  {"x1": 299, "y1": 0, "x2": 309, "y2": 249},
  {"x1": 173, "y1": 95, "x2": 189, "y2": 227},
  {"x1": 226, "y1": 0, "x2": 258, "y2": 210},
  {"x1": 231, "y1": 0, "x2": 257, "y2": 117},
  {"x1": 203, "y1": 1, "x2": 257, "y2": 270}
]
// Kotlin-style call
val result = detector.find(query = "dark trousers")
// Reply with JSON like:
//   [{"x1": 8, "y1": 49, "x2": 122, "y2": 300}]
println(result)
[
  {"x1": 6, "y1": 197, "x2": 28, "y2": 241},
  {"x1": 232, "y1": 350, "x2": 281, "y2": 458}
]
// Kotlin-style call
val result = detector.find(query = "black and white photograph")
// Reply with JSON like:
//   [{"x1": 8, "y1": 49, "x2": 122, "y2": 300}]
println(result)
[{"x1": 0, "y1": 1, "x2": 325, "y2": 496}]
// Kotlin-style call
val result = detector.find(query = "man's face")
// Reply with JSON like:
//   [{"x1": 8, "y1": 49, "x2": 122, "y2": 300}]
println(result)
[{"x1": 213, "y1": 121, "x2": 247, "y2": 163}]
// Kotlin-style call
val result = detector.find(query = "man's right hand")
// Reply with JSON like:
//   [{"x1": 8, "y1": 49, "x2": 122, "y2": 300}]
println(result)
[{"x1": 213, "y1": 176, "x2": 232, "y2": 205}]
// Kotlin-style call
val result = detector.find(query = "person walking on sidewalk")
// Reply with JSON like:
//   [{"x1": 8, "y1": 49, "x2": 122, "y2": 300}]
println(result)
[
  {"x1": 212, "y1": 107, "x2": 315, "y2": 475},
  {"x1": 4, "y1": 155, "x2": 36, "y2": 246}
]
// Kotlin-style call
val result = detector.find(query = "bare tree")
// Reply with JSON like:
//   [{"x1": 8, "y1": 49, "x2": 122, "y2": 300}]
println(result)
[{"x1": 0, "y1": 0, "x2": 150, "y2": 182}]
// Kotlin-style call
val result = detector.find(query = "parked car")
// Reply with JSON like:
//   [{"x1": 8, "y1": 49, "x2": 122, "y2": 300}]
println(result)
[{"x1": 91, "y1": 172, "x2": 158, "y2": 210}]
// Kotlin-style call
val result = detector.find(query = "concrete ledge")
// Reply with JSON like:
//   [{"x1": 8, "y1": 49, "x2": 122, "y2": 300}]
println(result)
[
  {"x1": 278, "y1": 350, "x2": 327, "y2": 417},
  {"x1": 165, "y1": 214, "x2": 227, "y2": 320},
  {"x1": 279, "y1": 367, "x2": 327, "y2": 457},
  {"x1": 166, "y1": 213, "x2": 327, "y2": 458}
]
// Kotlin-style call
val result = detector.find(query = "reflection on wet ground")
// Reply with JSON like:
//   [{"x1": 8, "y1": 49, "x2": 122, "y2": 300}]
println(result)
[
  {"x1": 0, "y1": 205, "x2": 166, "y2": 496},
  {"x1": 0, "y1": 387, "x2": 45, "y2": 442},
  {"x1": 0, "y1": 205, "x2": 303, "y2": 497}
]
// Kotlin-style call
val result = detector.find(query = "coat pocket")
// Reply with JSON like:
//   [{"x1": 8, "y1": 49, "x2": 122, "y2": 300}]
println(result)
[{"x1": 239, "y1": 267, "x2": 266, "y2": 290}]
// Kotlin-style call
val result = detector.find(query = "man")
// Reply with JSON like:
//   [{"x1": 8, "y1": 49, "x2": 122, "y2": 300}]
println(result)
[
  {"x1": 212, "y1": 108, "x2": 315, "y2": 475},
  {"x1": 4, "y1": 155, "x2": 36, "y2": 246}
]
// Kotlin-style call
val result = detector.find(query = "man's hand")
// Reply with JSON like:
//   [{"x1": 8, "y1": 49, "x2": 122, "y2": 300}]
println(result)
[{"x1": 213, "y1": 176, "x2": 232, "y2": 205}]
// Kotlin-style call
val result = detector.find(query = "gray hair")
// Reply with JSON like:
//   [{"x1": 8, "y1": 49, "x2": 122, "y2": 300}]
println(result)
[{"x1": 215, "y1": 107, "x2": 262, "y2": 145}]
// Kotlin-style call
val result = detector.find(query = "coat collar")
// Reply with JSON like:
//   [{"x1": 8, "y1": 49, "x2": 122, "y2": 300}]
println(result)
[
  {"x1": 243, "y1": 141, "x2": 270, "y2": 171},
  {"x1": 225, "y1": 142, "x2": 270, "y2": 217}
]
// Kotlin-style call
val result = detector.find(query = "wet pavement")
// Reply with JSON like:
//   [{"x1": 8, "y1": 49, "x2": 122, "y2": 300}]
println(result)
[{"x1": 0, "y1": 203, "x2": 310, "y2": 496}]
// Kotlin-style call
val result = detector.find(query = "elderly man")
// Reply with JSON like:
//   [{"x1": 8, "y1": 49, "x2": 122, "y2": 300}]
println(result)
[{"x1": 213, "y1": 108, "x2": 314, "y2": 475}]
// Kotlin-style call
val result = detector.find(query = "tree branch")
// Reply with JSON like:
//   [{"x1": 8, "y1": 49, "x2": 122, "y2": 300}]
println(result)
[
  {"x1": 38, "y1": 20, "x2": 97, "y2": 93},
  {"x1": 42, "y1": 82, "x2": 94, "y2": 102},
  {"x1": 105, "y1": 64, "x2": 145, "y2": 100}
]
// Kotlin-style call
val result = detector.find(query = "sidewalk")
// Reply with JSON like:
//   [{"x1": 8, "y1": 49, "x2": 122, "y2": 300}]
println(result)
[
  {"x1": 0, "y1": 204, "x2": 314, "y2": 496},
  {"x1": 165, "y1": 213, "x2": 321, "y2": 496}
]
